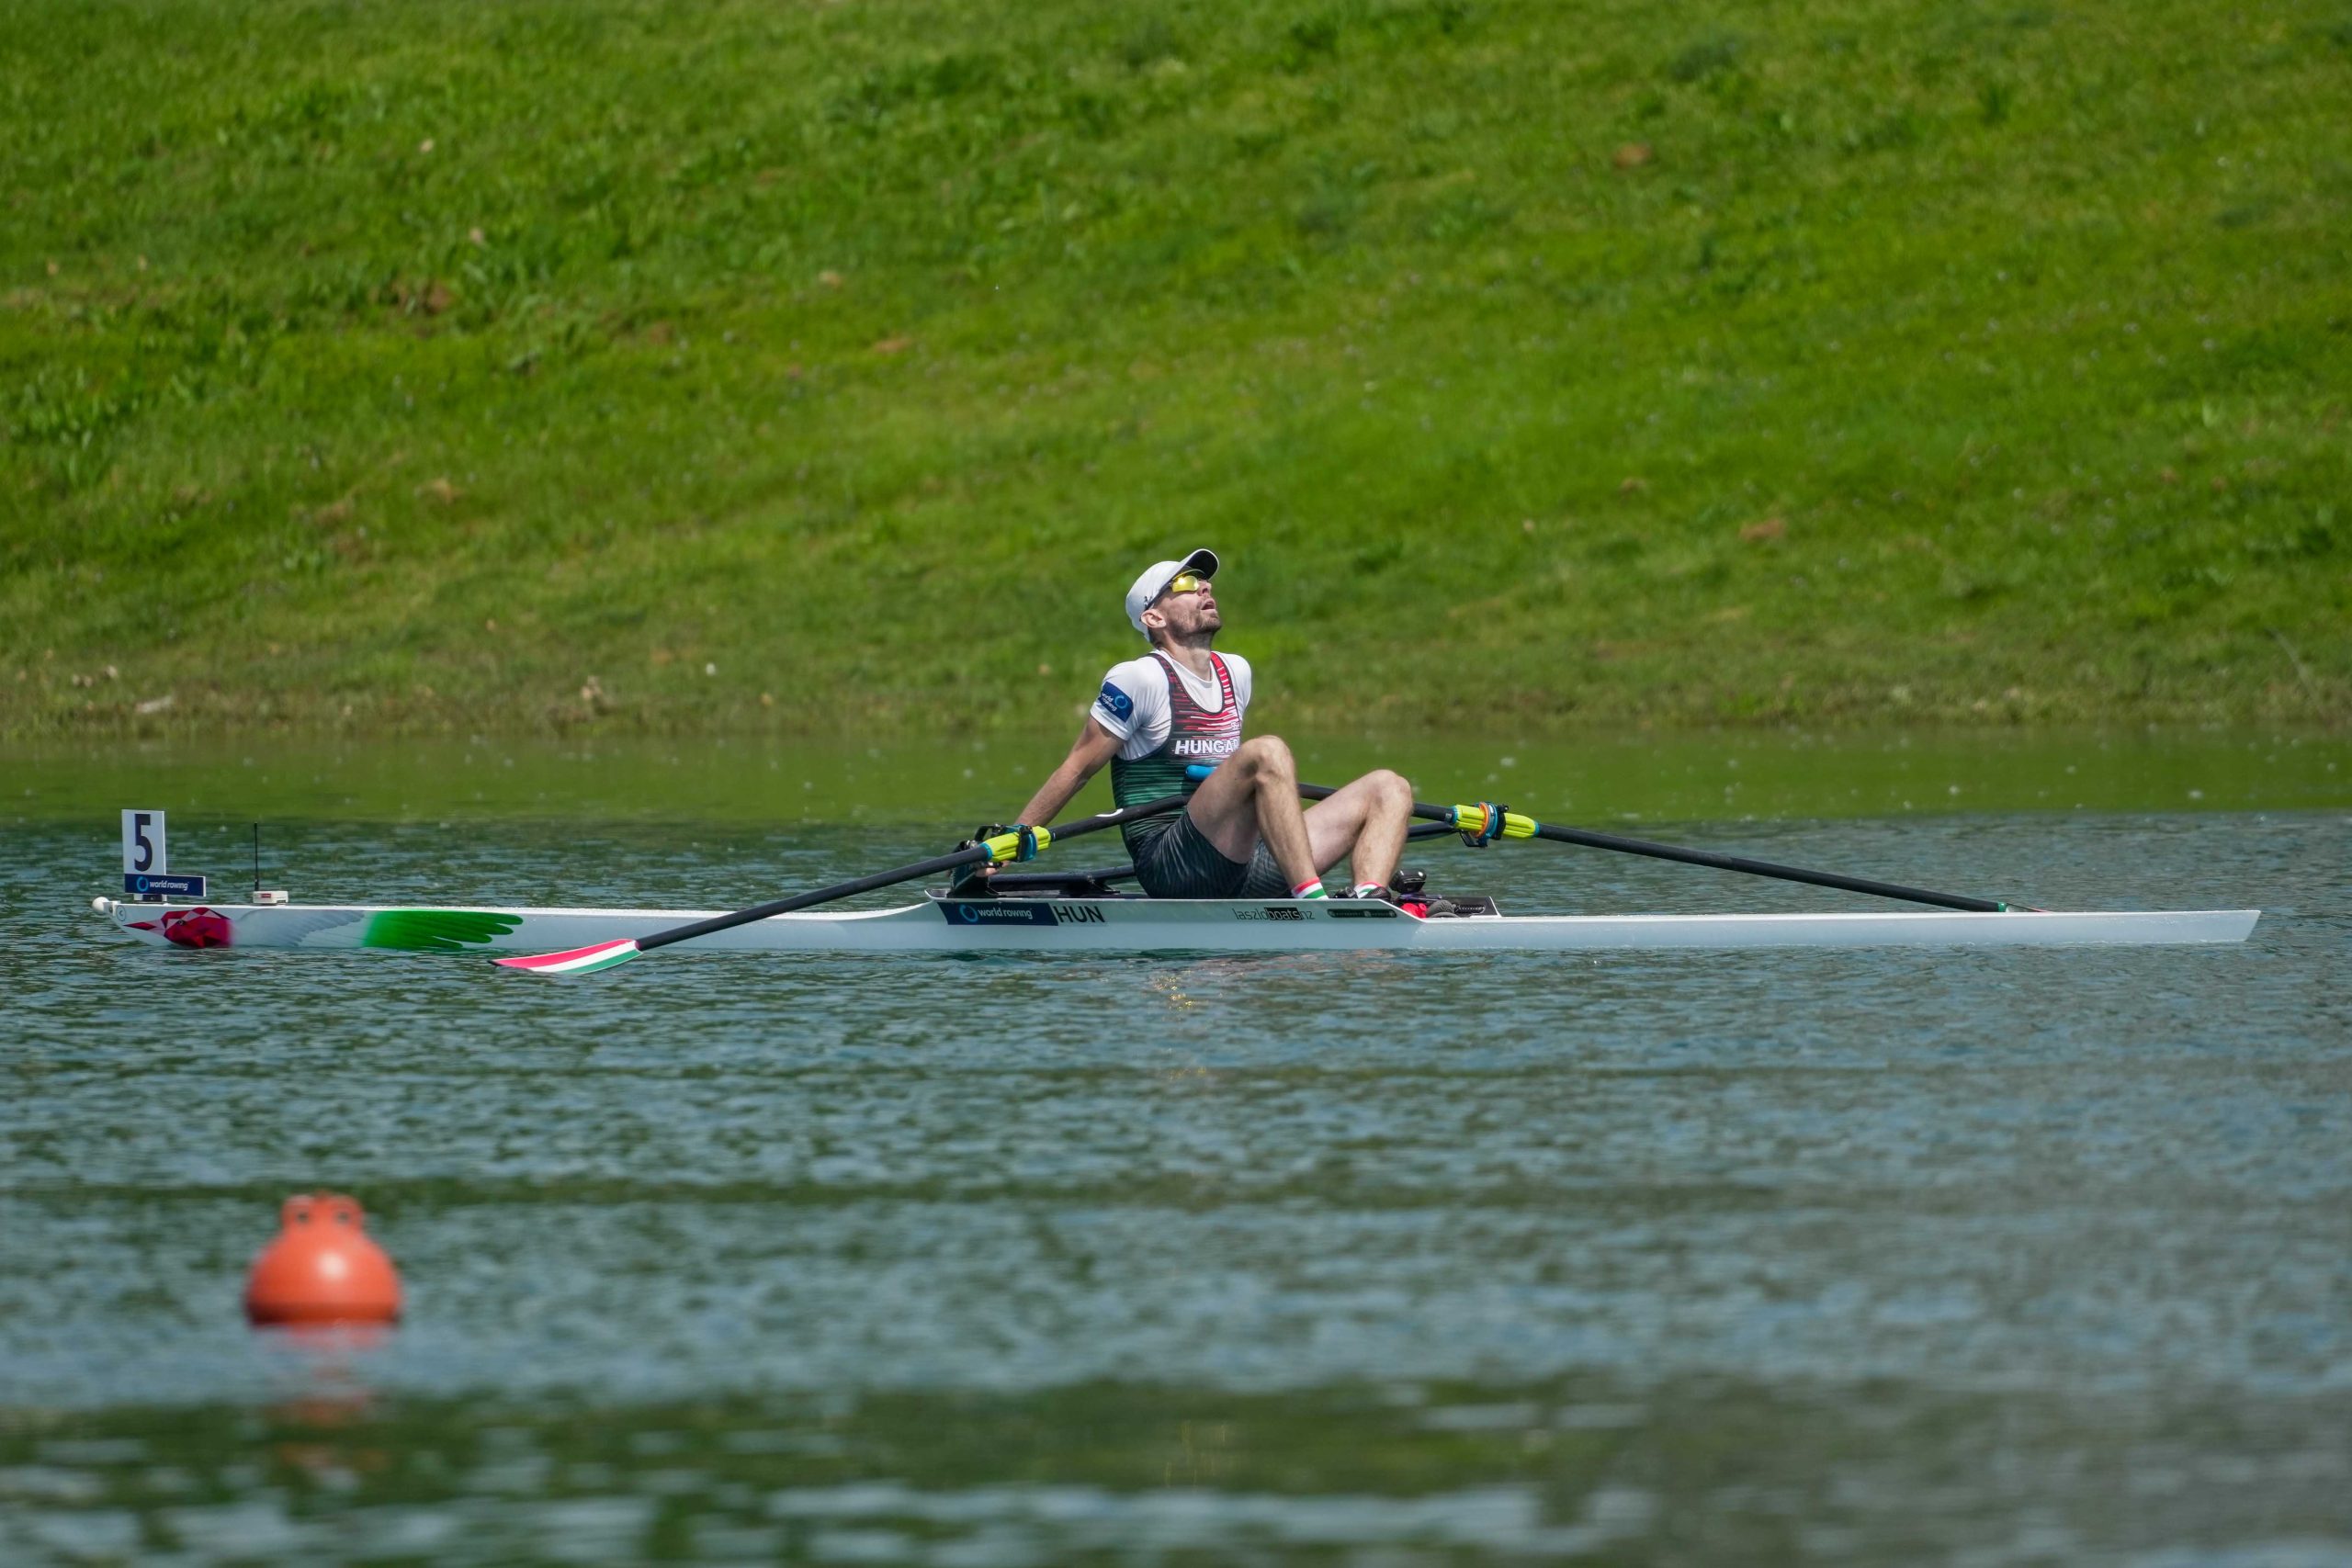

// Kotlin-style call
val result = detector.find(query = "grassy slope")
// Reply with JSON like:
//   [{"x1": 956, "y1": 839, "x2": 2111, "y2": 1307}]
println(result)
[{"x1": 3, "y1": 0, "x2": 2346, "y2": 739}]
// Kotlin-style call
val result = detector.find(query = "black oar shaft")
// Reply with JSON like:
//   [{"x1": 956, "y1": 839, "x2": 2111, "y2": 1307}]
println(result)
[
  {"x1": 1295, "y1": 783, "x2": 2006, "y2": 913},
  {"x1": 636, "y1": 790, "x2": 1191, "y2": 953}
]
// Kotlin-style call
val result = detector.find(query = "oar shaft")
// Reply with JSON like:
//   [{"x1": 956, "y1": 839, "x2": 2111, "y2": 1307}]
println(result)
[
  {"x1": 1294, "y1": 783, "x2": 2007, "y2": 913},
  {"x1": 636, "y1": 790, "x2": 1192, "y2": 953}
]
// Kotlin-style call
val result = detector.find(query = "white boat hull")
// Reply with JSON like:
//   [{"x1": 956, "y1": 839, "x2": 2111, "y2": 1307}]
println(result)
[{"x1": 96, "y1": 896, "x2": 2262, "y2": 954}]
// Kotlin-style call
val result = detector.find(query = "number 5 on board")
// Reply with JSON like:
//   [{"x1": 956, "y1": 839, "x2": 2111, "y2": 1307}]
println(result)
[{"x1": 122, "y1": 809, "x2": 166, "y2": 875}]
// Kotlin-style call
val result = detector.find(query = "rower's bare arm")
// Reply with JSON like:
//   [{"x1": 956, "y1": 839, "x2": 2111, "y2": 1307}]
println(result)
[{"x1": 1016, "y1": 719, "x2": 1124, "y2": 826}]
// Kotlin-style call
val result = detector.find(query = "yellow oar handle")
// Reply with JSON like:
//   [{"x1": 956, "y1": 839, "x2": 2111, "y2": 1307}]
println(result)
[
  {"x1": 982, "y1": 825, "x2": 1053, "y2": 863},
  {"x1": 1451, "y1": 804, "x2": 1537, "y2": 840}
]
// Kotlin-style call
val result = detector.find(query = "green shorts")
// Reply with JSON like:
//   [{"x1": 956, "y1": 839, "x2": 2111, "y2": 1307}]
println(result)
[{"x1": 1128, "y1": 812, "x2": 1293, "y2": 900}]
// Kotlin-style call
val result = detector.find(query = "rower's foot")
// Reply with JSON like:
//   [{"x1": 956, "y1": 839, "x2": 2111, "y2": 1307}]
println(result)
[
  {"x1": 1420, "y1": 894, "x2": 1500, "y2": 918},
  {"x1": 1292, "y1": 879, "x2": 1329, "y2": 901},
  {"x1": 1347, "y1": 882, "x2": 1432, "y2": 918},
  {"x1": 1353, "y1": 874, "x2": 1500, "y2": 919}
]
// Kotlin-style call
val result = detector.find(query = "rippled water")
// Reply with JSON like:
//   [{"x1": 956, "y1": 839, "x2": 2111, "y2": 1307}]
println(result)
[{"x1": 3, "y1": 739, "x2": 2348, "y2": 1564}]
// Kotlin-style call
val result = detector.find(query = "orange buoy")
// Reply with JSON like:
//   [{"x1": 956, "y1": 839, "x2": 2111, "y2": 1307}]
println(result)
[{"x1": 244, "y1": 1194, "x2": 402, "y2": 1326}]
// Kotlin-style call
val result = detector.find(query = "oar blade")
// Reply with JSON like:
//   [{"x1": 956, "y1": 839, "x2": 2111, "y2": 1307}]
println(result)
[{"x1": 493, "y1": 938, "x2": 641, "y2": 976}]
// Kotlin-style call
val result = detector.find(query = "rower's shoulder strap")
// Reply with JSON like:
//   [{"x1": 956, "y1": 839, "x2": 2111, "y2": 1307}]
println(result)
[
  {"x1": 1210, "y1": 651, "x2": 1246, "y2": 715},
  {"x1": 1195, "y1": 652, "x2": 1222, "y2": 709}
]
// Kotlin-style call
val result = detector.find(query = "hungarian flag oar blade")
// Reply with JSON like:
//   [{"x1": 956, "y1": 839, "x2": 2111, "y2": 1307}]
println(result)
[{"x1": 495, "y1": 789, "x2": 1194, "y2": 976}]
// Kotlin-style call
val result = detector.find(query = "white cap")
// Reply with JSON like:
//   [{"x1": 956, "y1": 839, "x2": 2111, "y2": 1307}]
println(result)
[{"x1": 1124, "y1": 547, "x2": 1219, "y2": 637}]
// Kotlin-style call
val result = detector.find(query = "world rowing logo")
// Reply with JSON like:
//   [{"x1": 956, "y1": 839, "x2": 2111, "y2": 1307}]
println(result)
[
  {"x1": 940, "y1": 902, "x2": 1058, "y2": 928},
  {"x1": 1096, "y1": 682, "x2": 1134, "y2": 723}
]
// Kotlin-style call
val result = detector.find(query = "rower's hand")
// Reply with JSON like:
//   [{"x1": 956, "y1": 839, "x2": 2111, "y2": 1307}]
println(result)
[
  {"x1": 956, "y1": 823, "x2": 1042, "y2": 874},
  {"x1": 956, "y1": 825, "x2": 1002, "y2": 881}
]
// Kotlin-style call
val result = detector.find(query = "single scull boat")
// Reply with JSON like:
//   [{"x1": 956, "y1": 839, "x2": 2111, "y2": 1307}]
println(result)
[{"x1": 95, "y1": 894, "x2": 2259, "y2": 954}]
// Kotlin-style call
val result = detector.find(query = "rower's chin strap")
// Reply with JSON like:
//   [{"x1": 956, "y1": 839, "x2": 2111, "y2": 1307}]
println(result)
[{"x1": 1452, "y1": 802, "x2": 1535, "y2": 848}]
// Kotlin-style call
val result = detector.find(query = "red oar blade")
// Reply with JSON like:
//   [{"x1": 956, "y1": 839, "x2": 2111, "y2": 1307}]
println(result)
[{"x1": 492, "y1": 938, "x2": 641, "y2": 976}]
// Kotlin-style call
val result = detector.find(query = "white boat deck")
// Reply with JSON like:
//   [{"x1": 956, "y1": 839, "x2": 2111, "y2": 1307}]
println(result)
[{"x1": 96, "y1": 896, "x2": 2262, "y2": 955}]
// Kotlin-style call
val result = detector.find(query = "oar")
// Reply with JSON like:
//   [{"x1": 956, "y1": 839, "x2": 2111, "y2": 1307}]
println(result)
[
  {"x1": 1187, "y1": 764, "x2": 2012, "y2": 912},
  {"x1": 1341, "y1": 785, "x2": 2012, "y2": 911},
  {"x1": 495, "y1": 790, "x2": 1193, "y2": 975}
]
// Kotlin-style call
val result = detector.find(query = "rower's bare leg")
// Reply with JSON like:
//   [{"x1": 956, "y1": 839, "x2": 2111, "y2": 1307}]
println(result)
[
  {"x1": 1183, "y1": 736, "x2": 1318, "y2": 888},
  {"x1": 1304, "y1": 770, "x2": 1414, "y2": 888}
]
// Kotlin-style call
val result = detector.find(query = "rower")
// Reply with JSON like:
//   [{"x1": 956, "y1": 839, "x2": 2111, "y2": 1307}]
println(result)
[{"x1": 982, "y1": 548, "x2": 1414, "y2": 901}]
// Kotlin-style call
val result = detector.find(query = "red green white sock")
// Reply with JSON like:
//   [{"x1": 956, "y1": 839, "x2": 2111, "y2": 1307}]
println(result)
[
  {"x1": 1350, "y1": 883, "x2": 1385, "y2": 899},
  {"x1": 1292, "y1": 879, "x2": 1328, "y2": 900}
]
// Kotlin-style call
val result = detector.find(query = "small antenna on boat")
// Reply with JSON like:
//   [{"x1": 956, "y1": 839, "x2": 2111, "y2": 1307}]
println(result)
[{"x1": 251, "y1": 822, "x2": 288, "y2": 905}]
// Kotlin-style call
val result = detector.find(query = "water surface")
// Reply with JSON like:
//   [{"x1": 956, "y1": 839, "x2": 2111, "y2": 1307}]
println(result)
[{"x1": 3, "y1": 734, "x2": 2347, "y2": 1563}]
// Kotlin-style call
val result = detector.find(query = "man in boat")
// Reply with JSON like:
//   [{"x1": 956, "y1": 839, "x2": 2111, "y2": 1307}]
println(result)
[{"x1": 989, "y1": 548, "x2": 1415, "y2": 901}]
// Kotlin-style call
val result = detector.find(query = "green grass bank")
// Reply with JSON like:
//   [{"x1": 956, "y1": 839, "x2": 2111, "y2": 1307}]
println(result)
[{"x1": 4, "y1": 0, "x2": 2346, "y2": 739}]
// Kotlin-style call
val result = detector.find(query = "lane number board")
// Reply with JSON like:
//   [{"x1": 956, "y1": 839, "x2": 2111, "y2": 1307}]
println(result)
[
  {"x1": 122, "y1": 809, "x2": 167, "y2": 876},
  {"x1": 119, "y1": 808, "x2": 205, "y2": 897}
]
